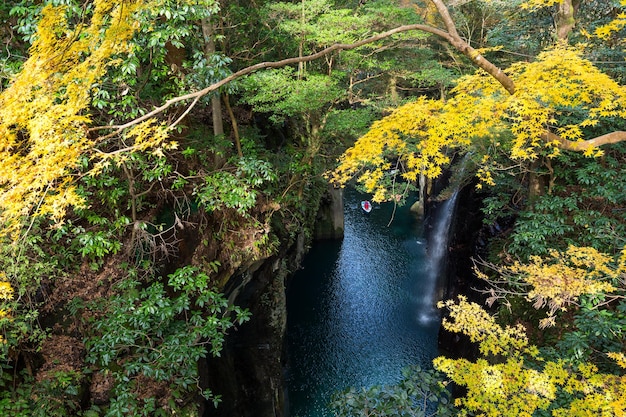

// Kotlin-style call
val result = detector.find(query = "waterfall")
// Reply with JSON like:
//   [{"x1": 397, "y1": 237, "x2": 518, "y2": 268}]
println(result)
[{"x1": 418, "y1": 191, "x2": 459, "y2": 324}]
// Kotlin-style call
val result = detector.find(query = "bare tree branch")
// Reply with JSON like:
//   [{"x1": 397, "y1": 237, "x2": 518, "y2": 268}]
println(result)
[
  {"x1": 90, "y1": 0, "x2": 623, "y2": 153},
  {"x1": 543, "y1": 130, "x2": 626, "y2": 151},
  {"x1": 88, "y1": 2, "x2": 513, "y2": 134},
  {"x1": 430, "y1": 0, "x2": 516, "y2": 94},
  {"x1": 90, "y1": 22, "x2": 453, "y2": 137}
]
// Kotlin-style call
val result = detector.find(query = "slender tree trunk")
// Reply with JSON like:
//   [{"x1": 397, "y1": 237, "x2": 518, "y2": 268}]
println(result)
[
  {"x1": 348, "y1": 73, "x2": 355, "y2": 104},
  {"x1": 298, "y1": 0, "x2": 305, "y2": 78},
  {"x1": 122, "y1": 163, "x2": 139, "y2": 254},
  {"x1": 223, "y1": 93, "x2": 242, "y2": 157},
  {"x1": 528, "y1": 159, "x2": 546, "y2": 201},
  {"x1": 555, "y1": 0, "x2": 580, "y2": 41},
  {"x1": 412, "y1": 173, "x2": 426, "y2": 217},
  {"x1": 201, "y1": 18, "x2": 224, "y2": 138},
  {"x1": 388, "y1": 74, "x2": 399, "y2": 105}
]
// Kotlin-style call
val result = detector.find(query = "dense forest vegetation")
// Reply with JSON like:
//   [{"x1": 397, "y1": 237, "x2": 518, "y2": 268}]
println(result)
[{"x1": 0, "y1": 0, "x2": 625, "y2": 416}]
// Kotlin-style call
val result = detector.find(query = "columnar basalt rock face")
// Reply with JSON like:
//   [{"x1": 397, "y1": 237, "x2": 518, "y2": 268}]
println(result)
[
  {"x1": 433, "y1": 181, "x2": 486, "y2": 361},
  {"x1": 205, "y1": 254, "x2": 290, "y2": 417},
  {"x1": 313, "y1": 186, "x2": 345, "y2": 240},
  {"x1": 442, "y1": 184, "x2": 485, "y2": 302},
  {"x1": 204, "y1": 229, "x2": 335, "y2": 416}
]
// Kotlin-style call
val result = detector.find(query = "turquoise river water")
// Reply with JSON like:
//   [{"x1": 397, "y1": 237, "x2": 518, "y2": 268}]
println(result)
[{"x1": 285, "y1": 188, "x2": 444, "y2": 416}]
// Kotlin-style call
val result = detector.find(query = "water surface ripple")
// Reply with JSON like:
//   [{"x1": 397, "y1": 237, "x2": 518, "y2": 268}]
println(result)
[{"x1": 286, "y1": 188, "x2": 441, "y2": 417}]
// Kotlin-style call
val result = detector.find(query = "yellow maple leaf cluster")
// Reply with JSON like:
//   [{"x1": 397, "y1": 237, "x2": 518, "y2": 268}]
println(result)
[
  {"x1": 0, "y1": 1, "x2": 182, "y2": 237},
  {"x1": 594, "y1": 0, "x2": 626, "y2": 40},
  {"x1": 437, "y1": 296, "x2": 531, "y2": 357},
  {"x1": 435, "y1": 296, "x2": 626, "y2": 416},
  {"x1": 433, "y1": 355, "x2": 563, "y2": 416},
  {"x1": 505, "y1": 246, "x2": 620, "y2": 325},
  {"x1": 328, "y1": 97, "x2": 442, "y2": 201},
  {"x1": 331, "y1": 46, "x2": 626, "y2": 198},
  {"x1": 519, "y1": 0, "x2": 562, "y2": 10},
  {"x1": 607, "y1": 352, "x2": 626, "y2": 369},
  {"x1": 0, "y1": 273, "x2": 13, "y2": 345},
  {"x1": 507, "y1": 46, "x2": 625, "y2": 156},
  {"x1": 0, "y1": 281, "x2": 12, "y2": 302},
  {"x1": 436, "y1": 352, "x2": 626, "y2": 416},
  {"x1": 0, "y1": 2, "x2": 143, "y2": 236}
]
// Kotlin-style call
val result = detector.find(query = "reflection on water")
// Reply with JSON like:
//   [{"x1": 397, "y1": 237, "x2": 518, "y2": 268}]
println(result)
[{"x1": 285, "y1": 188, "x2": 441, "y2": 417}]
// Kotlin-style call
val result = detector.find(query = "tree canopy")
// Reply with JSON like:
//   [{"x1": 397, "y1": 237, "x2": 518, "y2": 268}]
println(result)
[
  {"x1": 0, "y1": 0, "x2": 625, "y2": 415},
  {"x1": 328, "y1": 1, "x2": 626, "y2": 416},
  {"x1": 330, "y1": 1, "x2": 626, "y2": 201}
]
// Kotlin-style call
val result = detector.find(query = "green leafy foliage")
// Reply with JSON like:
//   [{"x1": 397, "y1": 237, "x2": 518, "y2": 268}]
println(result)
[
  {"x1": 186, "y1": 52, "x2": 234, "y2": 100},
  {"x1": 1, "y1": 0, "x2": 624, "y2": 415},
  {"x1": 322, "y1": 107, "x2": 381, "y2": 144},
  {"x1": 195, "y1": 157, "x2": 277, "y2": 214},
  {"x1": 90, "y1": 0, "x2": 221, "y2": 122},
  {"x1": 84, "y1": 265, "x2": 250, "y2": 415},
  {"x1": 0, "y1": 232, "x2": 55, "y2": 362},
  {"x1": 330, "y1": 365, "x2": 455, "y2": 417},
  {"x1": 509, "y1": 145, "x2": 626, "y2": 259},
  {"x1": 240, "y1": 68, "x2": 344, "y2": 125},
  {"x1": 548, "y1": 299, "x2": 626, "y2": 371},
  {"x1": 0, "y1": 369, "x2": 87, "y2": 417},
  {"x1": 509, "y1": 194, "x2": 578, "y2": 257}
]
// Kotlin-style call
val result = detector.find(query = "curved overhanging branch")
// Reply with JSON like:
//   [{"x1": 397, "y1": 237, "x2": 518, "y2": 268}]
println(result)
[
  {"x1": 91, "y1": 23, "x2": 454, "y2": 137},
  {"x1": 543, "y1": 130, "x2": 626, "y2": 150},
  {"x1": 432, "y1": 0, "x2": 623, "y2": 152},
  {"x1": 91, "y1": 0, "x2": 516, "y2": 137},
  {"x1": 431, "y1": 0, "x2": 515, "y2": 94}
]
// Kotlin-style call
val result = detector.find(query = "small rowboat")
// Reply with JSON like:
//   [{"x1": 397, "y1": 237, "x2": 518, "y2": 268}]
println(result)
[{"x1": 361, "y1": 200, "x2": 372, "y2": 213}]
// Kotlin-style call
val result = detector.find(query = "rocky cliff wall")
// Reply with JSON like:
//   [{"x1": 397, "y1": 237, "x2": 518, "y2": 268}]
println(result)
[
  {"x1": 313, "y1": 186, "x2": 344, "y2": 240},
  {"x1": 434, "y1": 181, "x2": 487, "y2": 360},
  {"x1": 203, "y1": 186, "x2": 344, "y2": 417},
  {"x1": 204, "y1": 253, "x2": 291, "y2": 417}
]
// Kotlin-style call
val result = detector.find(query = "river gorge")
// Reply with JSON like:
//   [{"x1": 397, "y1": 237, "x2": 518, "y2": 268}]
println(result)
[
  {"x1": 285, "y1": 187, "x2": 448, "y2": 416},
  {"x1": 205, "y1": 180, "x2": 485, "y2": 417}
]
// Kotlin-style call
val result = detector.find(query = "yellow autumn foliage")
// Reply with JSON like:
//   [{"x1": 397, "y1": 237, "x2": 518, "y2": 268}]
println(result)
[
  {"x1": 607, "y1": 352, "x2": 626, "y2": 369},
  {"x1": 493, "y1": 245, "x2": 622, "y2": 327},
  {"x1": 331, "y1": 46, "x2": 626, "y2": 198},
  {"x1": 329, "y1": 97, "x2": 442, "y2": 201},
  {"x1": 0, "y1": 274, "x2": 13, "y2": 345},
  {"x1": 435, "y1": 296, "x2": 626, "y2": 417},
  {"x1": 519, "y1": 0, "x2": 562, "y2": 10},
  {"x1": 0, "y1": 2, "x2": 139, "y2": 234},
  {"x1": 0, "y1": 281, "x2": 13, "y2": 301},
  {"x1": 594, "y1": 0, "x2": 626, "y2": 40},
  {"x1": 437, "y1": 296, "x2": 531, "y2": 357},
  {"x1": 0, "y1": 1, "x2": 177, "y2": 237}
]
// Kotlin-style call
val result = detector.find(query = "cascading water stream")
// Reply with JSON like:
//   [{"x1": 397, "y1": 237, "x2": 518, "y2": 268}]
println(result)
[{"x1": 418, "y1": 191, "x2": 459, "y2": 324}]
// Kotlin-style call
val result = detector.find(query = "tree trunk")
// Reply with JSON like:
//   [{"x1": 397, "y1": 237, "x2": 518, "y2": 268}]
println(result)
[
  {"x1": 411, "y1": 173, "x2": 427, "y2": 217},
  {"x1": 298, "y1": 0, "x2": 305, "y2": 78},
  {"x1": 555, "y1": 0, "x2": 580, "y2": 41},
  {"x1": 528, "y1": 159, "x2": 547, "y2": 201},
  {"x1": 223, "y1": 93, "x2": 243, "y2": 157},
  {"x1": 201, "y1": 18, "x2": 224, "y2": 139},
  {"x1": 388, "y1": 74, "x2": 399, "y2": 105}
]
